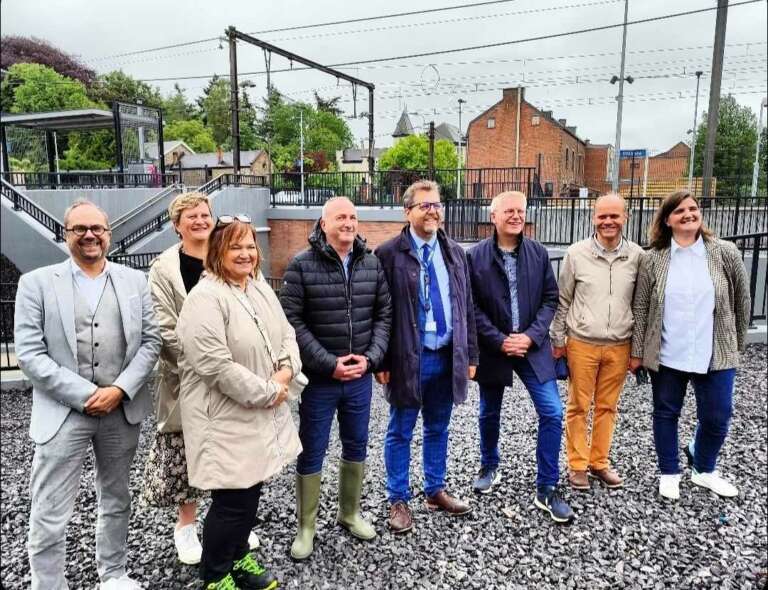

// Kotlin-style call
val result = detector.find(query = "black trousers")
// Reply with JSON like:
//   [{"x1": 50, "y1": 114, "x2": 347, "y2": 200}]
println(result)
[{"x1": 201, "y1": 483, "x2": 262, "y2": 583}]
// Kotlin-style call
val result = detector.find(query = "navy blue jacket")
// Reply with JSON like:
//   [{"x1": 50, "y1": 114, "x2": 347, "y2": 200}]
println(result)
[
  {"x1": 375, "y1": 226, "x2": 479, "y2": 408},
  {"x1": 467, "y1": 234, "x2": 558, "y2": 385}
]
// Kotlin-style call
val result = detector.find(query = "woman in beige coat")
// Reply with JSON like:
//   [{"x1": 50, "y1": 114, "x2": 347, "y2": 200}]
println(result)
[
  {"x1": 142, "y1": 192, "x2": 264, "y2": 566},
  {"x1": 177, "y1": 216, "x2": 302, "y2": 590}
]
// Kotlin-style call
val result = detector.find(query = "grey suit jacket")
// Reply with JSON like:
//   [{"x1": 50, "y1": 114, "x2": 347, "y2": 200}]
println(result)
[{"x1": 14, "y1": 259, "x2": 162, "y2": 444}]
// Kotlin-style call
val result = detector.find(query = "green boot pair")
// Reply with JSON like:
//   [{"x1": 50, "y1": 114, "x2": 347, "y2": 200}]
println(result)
[{"x1": 290, "y1": 459, "x2": 376, "y2": 560}]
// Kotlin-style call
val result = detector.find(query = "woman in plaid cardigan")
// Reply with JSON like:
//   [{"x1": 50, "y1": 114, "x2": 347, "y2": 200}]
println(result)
[{"x1": 631, "y1": 190, "x2": 751, "y2": 501}]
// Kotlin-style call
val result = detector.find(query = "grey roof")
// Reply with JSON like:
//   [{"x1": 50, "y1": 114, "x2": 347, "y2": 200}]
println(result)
[
  {"x1": 434, "y1": 122, "x2": 462, "y2": 145},
  {"x1": 143, "y1": 140, "x2": 193, "y2": 160},
  {"x1": 1, "y1": 108, "x2": 114, "y2": 131},
  {"x1": 392, "y1": 110, "x2": 415, "y2": 137},
  {"x1": 341, "y1": 147, "x2": 387, "y2": 162},
  {"x1": 179, "y1": 149, "x2": 265, "y2": 168}
]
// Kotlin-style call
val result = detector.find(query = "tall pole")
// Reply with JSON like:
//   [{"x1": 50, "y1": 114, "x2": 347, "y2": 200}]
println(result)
[
  {"x1": 751, "y1": 97, "x2": 767, "y2": 198},
  {"x1": 702, "y1": 0, "x2": 729, "y2": 198},
  {"x1": 227, "y1": 26, "x2": 241, "y2": 173},
  {"x1": 299, "y1": 109, "x2": 304, "y2": 202},
  {"x1": 428, "y1": 121, "x2": 435, "y2": 180},
  {"x1": 611, "y1": 0, "x2": 630, "y2": 192},
  {"x1": 457, "y1": 98, "x2": 465, "y2": 198},
  {"x1": 688, "y1": 71, "x2": 704, "y2": 191},
  {"x1": 368, "y1": 89, "x2": 375, "y2": 183}
]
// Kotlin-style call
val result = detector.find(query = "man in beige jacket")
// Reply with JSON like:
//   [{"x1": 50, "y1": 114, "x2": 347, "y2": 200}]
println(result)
[{"x1": 550, "y1": 193, "x2": 643, "y2": 491}]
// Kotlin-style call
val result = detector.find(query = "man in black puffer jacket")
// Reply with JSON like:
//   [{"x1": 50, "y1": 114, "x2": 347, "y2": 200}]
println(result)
[{"x1": 279, "y1": 197, "x2": 391, "y2": 561}]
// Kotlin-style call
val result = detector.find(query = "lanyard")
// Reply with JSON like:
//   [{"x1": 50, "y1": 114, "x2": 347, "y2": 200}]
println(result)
[
  {"x1": 409, "y1": 235, "x2": 438, "y2": 312},
  {"x1": 228, "y1": 282, "x2": 279, "y2": 371}
]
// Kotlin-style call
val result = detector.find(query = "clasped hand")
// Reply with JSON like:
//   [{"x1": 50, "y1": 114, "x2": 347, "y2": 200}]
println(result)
[
  {"x1": 501, "y1": 333, "x2": 532, "y2": 357},
  {"x1": 84, "y1": 386, "x2": 124, "y2": 416},
  {"x1": 333, "y1": 354, "x2": 368, "y2": 382},
  {"x1": 268, "y1": 366, "x2": 293, "y2": 408}
]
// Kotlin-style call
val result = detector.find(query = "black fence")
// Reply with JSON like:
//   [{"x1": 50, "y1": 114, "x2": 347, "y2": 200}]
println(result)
[
  {"x1": 1, "y1": 282, "x2": 17, "y2": 371},
  {"x1": 1, "y1": 178, "x2": 66, "y2": 241},
  {"x1": 723, "y1": 232, "x2": 768, "y2": 326},
  {"x1": 2, "y1": 171, "x2": 179, "y2": 190}
]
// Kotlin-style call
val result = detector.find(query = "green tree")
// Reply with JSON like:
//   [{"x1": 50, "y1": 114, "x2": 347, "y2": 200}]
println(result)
[
  {"x1": 2, "y1": 63, "x2": 94, "y2": 113},
  {"x1": 87, "y1": 70, "x2": 163, "y2": 109},
  {"x1": 237, "y1": 83, "x2": 260, "y2": 151},
  {"x1": 162, "y1": 83, "x2": 196, "y2": 123},
  {"x1": 378, "y1": 134, "x2": 458, "y2": 171},
  {"x1": 198, "y1": 76, "x2": 231, "y2": 148},
  {"x1": 163, "y1": 119, "x2": 216, "y2": 153},
  {"x1": 692, "y1": 95, "x2": 759, "y2": 184}
]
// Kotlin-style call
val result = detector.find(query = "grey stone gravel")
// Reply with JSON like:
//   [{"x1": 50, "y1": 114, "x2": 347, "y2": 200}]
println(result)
[{"x1": 1, "y1": 345, "x2": 766, "y2": 589}]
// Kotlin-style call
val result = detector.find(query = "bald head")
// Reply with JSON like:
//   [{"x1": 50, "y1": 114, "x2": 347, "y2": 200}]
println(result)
[
  {"x1": 593, "y1": 192, "x2": 628, "y2": 247},
  {"x1": 320, "y1": 196, "x2": 358, "y2": 255}
]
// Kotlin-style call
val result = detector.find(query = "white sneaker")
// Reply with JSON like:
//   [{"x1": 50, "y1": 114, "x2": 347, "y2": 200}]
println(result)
[
  {"x1": 100, "y1": 574, "x2": 143, "y2": 589},
  {"x1": 248, "y1": 530, "x2": 260, "y2": 550},
  {"x1": 658, "y1": 474, "x2": 681, "y2": 500},
  {"x1": 174, "y1": 523, "x2": 203, "y2": 565},
  {"x1": 691, "y1": 469, "x2": 739, "y2": 498}
]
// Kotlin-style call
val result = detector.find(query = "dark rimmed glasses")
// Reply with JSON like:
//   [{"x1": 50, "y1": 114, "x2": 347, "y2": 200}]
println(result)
[
  {"x1": 406, "y1": 201, "x2": 443, "y2": 213},
  {"x1": 66, "y1": 224, "x2": 111, "y2": 236}
]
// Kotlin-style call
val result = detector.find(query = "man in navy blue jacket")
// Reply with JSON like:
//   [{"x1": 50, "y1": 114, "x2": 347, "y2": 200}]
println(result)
[
  {"x1": 375, "y1": 180, "x2": 478, "y2": 534},
  {"x1": 467, "y1": 191, "x2": 574, "y2": 523}
]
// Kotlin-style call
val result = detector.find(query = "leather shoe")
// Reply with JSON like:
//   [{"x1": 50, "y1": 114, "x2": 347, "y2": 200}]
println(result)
[
  {"x1": 425, "y1": 490, "x2": 472, "y2": 516},
  {"x1": 387, "y1": 501, "x2": 413, "y2": 534},
  {"x1": 589, "y1": 467, "x2": 623, "y2": 488},
  {"x1": 568, "y1": 470, "x2": 590, "y2": 491}
]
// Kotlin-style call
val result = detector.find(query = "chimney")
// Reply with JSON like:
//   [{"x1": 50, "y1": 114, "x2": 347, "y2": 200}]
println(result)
[
  {"x1": 558, "y1": 118, "x2": 567, "y2": 126},
  {"x1": 567, "y1": 126, "x2": 577, "y2": 135},
  {"x1": 542, "y1": 110, "x2": 553, "y2": 119},
  {"x1": 502, "y1": 86, "x2": 526, "y2": 103}
]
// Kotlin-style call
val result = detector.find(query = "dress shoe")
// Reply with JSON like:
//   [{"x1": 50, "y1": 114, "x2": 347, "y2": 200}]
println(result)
[
  {"x1": 425, "y1": 490, "x2": 472, "y2": 516},
  {"x1": 387, "y1": 501, "x2": 413, "y2": 534}
]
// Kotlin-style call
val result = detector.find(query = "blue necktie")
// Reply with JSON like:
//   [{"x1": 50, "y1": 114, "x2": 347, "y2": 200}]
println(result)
[{"x1": 422, "y1": 244, "x2": 447, "y2": 336}]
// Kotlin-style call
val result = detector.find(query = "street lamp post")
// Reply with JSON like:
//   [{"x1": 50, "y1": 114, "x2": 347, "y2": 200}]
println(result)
[
  {"x1": 610, "y1": 0, "x2": 631, "y2": 193},
  {"x1": 751, "y1": 97, "x2": 767, "y2": 198},
  {"x1": 687, "y1": 71, "x2": 704, "y2": 192},
  {"x1": 457, "y1": 98, "x2": 466, "y2": 199}
]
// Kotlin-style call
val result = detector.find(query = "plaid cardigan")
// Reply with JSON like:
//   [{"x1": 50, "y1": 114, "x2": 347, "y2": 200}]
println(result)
[{"x1": 631, "y1": 237, "x2": 751, "y2": 372}]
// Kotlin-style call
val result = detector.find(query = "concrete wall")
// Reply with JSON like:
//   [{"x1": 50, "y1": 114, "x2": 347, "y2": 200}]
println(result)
[
  {"x1": 1, "y1": 198, "x2": 69, "y2": 272},
  {"x1": 23, "y1": 188, "x2": 159, "y2": 224}
]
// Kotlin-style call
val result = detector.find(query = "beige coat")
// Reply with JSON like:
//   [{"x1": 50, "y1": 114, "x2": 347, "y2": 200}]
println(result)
[
  {"x1": 176, "y1": 274, "x2": 302, "y2": 490},
  {"x1": 631, "y1": 237, "x2": 750, "y2": 372},
  {"x1": 550, "y1": 237, "x2": 644, "y2": 347},
  {"x1": 147, "y1": 243, "x2": 188, "y2": 433}
]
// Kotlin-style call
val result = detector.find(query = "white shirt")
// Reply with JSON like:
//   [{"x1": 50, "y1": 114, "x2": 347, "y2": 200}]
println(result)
[
  {"x1": 70, "y1": 258, "x2": 110, "y2": 314},
  {"x1": 659, "y1": 236, "x2": 715, "y2": 373}
]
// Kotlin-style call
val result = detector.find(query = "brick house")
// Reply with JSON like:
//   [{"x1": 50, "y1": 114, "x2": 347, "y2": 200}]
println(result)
[{"x1": 466, "y1": 87, "x2": 587, "y2": 196}]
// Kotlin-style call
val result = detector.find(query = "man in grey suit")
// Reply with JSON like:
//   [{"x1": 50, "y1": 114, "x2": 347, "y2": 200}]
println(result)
[{"x1": 14, "y1": 199, "x2": 161, "y2": 590}]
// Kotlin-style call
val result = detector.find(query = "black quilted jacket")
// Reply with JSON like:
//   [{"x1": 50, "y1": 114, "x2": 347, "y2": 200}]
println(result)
[{"x1": 279, "y1": 221, "x2": 392, "y2": 381}]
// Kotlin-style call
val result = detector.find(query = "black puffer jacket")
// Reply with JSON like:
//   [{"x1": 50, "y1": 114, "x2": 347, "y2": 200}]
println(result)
[{"x1": 279, "y1": 221, "x2": 392, "y2": 382}]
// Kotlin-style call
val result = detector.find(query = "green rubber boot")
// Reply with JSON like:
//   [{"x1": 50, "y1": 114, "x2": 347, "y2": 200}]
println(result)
[
  {"x1": 290, "y1": 472, "x2": 321, "y2": 560},
  {"x1": 336, "y1": 459, "x2": 376, "y2": 541}
]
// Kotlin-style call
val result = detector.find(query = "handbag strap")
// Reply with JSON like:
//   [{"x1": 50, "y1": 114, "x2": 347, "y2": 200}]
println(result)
[{"x1": 228, "y1": 283, "x2": 280, "y2": 369}]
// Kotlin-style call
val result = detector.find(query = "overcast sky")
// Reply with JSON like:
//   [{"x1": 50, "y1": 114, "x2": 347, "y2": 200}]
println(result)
[{"x1": 2, "y1": 0, "x2": 766, "y2": 153}]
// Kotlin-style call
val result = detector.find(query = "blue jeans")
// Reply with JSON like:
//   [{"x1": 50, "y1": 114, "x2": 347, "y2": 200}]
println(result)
[
  {"x1": 384, "y1": 348, "x2": 453, "y2": 503},
  {"x1": 296, "y1": 375, "x2": 373, "y2": 475},
  {"x1": 650, "y1": 365, "x2": 735, "y2": 475},
  {"x1": 479, "y1": 358, "x2": 563, "y2": 487}
]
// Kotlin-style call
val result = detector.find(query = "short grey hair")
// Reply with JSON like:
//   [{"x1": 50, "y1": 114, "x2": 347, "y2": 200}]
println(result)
[
  {"x1": 403, "y1": 180, "x2": 440, "y2": 208},
  {"x1": 594, "y1": 192, "x2": 627, "y2": 211},
  {"x1": 490, "y1": 191, "x2": 527, "y2": 213},
  {"x1": 321, "y1": 196, "x2": 356, "y2": 220},
  {"x1": 63, "y1": 199, "x2": 109, "y2": 227}
]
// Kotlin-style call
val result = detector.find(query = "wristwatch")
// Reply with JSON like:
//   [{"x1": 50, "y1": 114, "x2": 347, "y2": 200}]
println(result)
[{"x1": 363, "y1": 356, "x2": 373, "y2": 372}]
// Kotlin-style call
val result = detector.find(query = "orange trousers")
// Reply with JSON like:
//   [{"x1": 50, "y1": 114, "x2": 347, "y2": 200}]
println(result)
[{"x1": 565, "y1": 339, "x2": 631, "y2": 471}]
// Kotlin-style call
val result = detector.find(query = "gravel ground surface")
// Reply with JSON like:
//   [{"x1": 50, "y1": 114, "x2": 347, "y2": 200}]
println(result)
[{"x1": 2, "y1": 345, "x2": 766, "y2": 590}]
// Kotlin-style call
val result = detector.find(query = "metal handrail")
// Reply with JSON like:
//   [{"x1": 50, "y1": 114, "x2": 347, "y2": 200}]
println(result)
[
  {"x1": 110, "y1": 184, "x2": 181, "y2": 229},
  {"x1": 0, "y1": 178, "x2": 66, "y2": 242}
]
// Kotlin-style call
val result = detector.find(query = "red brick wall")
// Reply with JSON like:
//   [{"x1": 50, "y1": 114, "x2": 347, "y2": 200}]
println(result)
[
  {"x1": 585, "y1": 146, "x2": 611, "y2": 192},
  {"x1": 268, "y1": 219, "x2": 405, "y2": 277}
]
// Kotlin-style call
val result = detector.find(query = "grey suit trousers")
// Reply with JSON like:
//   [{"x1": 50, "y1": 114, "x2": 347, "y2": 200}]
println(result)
[{"x1": 28, "y1": 408, "x2": 140, "y2": 590}]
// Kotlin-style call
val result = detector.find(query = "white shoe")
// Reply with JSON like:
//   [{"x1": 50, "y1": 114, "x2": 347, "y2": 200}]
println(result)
[
  {"x1": 658, "y1": 474, "x2": 681, "y2": 500},
  {"x1": 100, "y1": 574, "x2": 143, "y2": 589},
  {"x1": 248, "y1": 530, "x2": 260, "y2": 550},
  {"x1": 174, "y1": 523, "x2": 203, "y2": 565},
  {"x1": 691, "y1": 469, "x2": 739, "y2": 498}
]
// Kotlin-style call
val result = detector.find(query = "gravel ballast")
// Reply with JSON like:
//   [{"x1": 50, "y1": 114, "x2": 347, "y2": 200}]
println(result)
[{"x1": 2, "y1": 345, "x2": 766, "y2": 589}]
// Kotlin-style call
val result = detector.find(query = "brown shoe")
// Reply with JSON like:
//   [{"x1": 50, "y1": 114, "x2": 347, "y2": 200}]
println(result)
[
  {"x1": 568, "y1": 470, "x2": 590, "y2": 491},
  {"x1": 424, "y1": 490, "x2": 472, "y2": 516},
  {"x1": 387, "y1": 501, "x2": 413, "y2": 534},
  {"x1": 589, "y1": 467, "x2": 624, "y2": 488}
]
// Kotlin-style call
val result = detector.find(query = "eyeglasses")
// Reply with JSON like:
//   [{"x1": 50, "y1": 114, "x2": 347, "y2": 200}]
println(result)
[
  {"x1": 66, "y1": 224, "x2": 111, "y2": 236},
  {"x1": 214, "y1": 214, "x2": 252, "y2": 229},
  {"x1": 407, "y1": 201, "x2": 443, "y2": 213}
]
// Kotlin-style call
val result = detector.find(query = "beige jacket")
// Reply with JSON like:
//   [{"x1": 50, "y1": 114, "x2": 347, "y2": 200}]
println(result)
[
  {"x1": 550, "y1": 237, "x2": 644, "y2": 347},
  {"x1": 631, "y1": 237, "x2": 750, "y2": 372},
  {"x1": 147, "y1": 243, "x2": 188, "y2": 433},
  {"x1": 176, "y1": 274, "x2": 302, "y2": 490}
]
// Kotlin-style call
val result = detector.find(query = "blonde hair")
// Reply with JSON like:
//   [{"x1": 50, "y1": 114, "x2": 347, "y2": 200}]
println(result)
[
  {"x1": 403, "y1": 180, "x2": 441, "y2": 208},
  {"x1": 168, "y1": 192, "x2": 212, "y2": 227}
]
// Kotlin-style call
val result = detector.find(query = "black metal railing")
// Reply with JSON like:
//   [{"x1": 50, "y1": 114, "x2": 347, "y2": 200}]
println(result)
[
  {"x1": 2, "y1": 171, "x2": 179, "y2": 190},
  {"x1": 107, "y1": 252, "x2": 161, "y2": 271},
  {"x1": 723, "y1": 232, "x2": 768, "y2": 326},
  {"x1": 1, "y1": 178, "x2": 66, "y2": 242}
]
